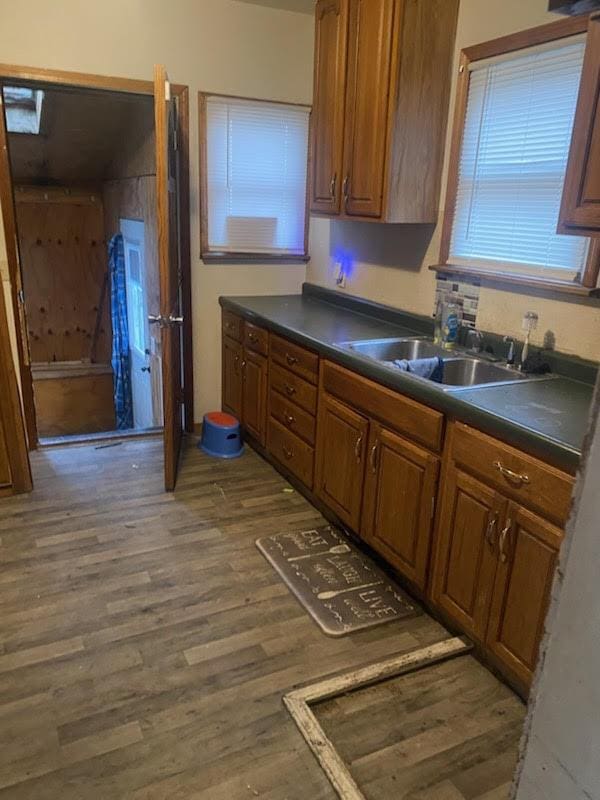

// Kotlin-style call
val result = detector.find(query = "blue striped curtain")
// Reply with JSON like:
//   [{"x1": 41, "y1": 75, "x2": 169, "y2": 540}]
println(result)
[{"x1": 109, "y1": 234, "x2": 133, "y2": 430}]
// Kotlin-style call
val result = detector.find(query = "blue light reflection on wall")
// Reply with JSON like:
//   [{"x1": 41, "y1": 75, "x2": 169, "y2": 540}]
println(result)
[{"x1": 332, "y1": 247, "x2": 356, "y2": 281}]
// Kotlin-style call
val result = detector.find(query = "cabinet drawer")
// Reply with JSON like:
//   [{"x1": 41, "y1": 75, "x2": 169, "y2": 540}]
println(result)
[
  {"x1": 243, "y1": 322, "x2": 269, "y2": 356},
  {"x1": 322, "y1": 361, "x2": 444, "y2": 452},
  {"x1": 270, "y1": 388, "x2": 316, "y2": 445},
  {"x1": 451, "y1": 423, "x2": 574, "y2": 526},
  {"x1": 270, "y1": 334, "x2": 319, "y2": 384},
  {"x1": 222, "y1": 309, "x2": 243, "y2": 342},
  {"x1": 269, "y1": 363, "x2": 317, "y2": 415},
  {"x1": 268, "y1": 417, "x2": 314, "y2": 489}
]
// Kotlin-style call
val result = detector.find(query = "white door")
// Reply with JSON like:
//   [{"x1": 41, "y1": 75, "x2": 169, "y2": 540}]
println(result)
[{"x1": 121, "y1": 219, "x2": 154, "y2": 430}]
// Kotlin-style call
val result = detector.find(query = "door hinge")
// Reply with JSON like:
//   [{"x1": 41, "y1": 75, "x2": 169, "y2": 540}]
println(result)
[{"x1": 18, "y1": 288, "x2": 25, "y2": 304}]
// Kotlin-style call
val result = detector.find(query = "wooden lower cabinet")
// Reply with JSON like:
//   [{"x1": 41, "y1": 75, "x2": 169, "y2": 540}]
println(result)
[
  {"x1": 362, "y1": 423, "x2": 439, "y2": 591},
  {"x1": 315, "y1": 393, "x2": 368, "y2": 530},
  {"x1": 242, "y1": 349, "x2": 267, "y2": 446},
  {"x1": 222, "y1": 335, "x2": 243, "y2": 419},
  {"x1": 486, "y1": 504, "x2": 562, "y2": 689}
]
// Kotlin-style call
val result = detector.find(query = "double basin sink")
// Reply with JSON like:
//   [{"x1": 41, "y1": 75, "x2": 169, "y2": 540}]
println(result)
[{"x1": 337, "y1": 337, "x2": 550, "y2": 391}]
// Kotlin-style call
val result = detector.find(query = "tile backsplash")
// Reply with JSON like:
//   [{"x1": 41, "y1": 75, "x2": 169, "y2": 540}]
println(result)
[{"x1": 434, "y1": 273, "x2": 481, "y2": 329}]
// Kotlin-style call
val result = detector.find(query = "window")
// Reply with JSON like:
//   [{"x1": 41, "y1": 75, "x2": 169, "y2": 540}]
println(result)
[
  {"x1": 439, "y1": 23, "x2": 597, "y2": 290},
  {"x1": 3, "y1": 86, "x2": 44, "y2": 134},
  {"x1": 200, "y1": 94, "x2": 310, "y2": 260}
]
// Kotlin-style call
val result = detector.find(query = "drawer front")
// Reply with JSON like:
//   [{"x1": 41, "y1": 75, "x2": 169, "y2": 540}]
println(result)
[
  {"x1": 270, "y1": 388, "x2": 316, "y2": 445},
  {"x1": 269, "y1": 362, "x2": 317, "y2": 415},
  {"x1": 451, "y1": 423, "x2": 574, "y2": 526},
  {"x1": 268, "y1": 417, "x2": 314, "y2": 489},
  {"x1": 270, "y1": 334, "x2": 319, "y2": 384},
  {"x1": 243, "y1": 322, "x2": 269, "y2": 356},
  {"x1": 222, "y1": 309, "x2": 243, "y2": 342},
  {"x1": 322, "y1": 361, "x2": 444, "y2": 453}
]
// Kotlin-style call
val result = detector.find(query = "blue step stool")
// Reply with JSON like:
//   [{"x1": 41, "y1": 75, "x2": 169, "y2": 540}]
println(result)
[{"x1": 199, "y1": 411, "x2": 244, "y2": 459}]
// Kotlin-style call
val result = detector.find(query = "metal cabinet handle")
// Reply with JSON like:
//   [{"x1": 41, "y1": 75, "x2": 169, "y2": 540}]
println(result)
[
  {"x1": 330, "y1": 173, "x2": 337, "y2": 198},
  {"x1": 494, "y1": 461, "x2": 529, "y2": 485},
  {"x1": 485, "y1": 512, "x2": 498, "y2": 549},
  {"x1": 248, "y1": 332, "x2": 258, "y2": 343},
  {"x1": 499, "y1": 518, "x2": 512, "y2": 563},
  {"x1": 369, "y1": 442, "x2": 378, "y2": 473},
  {"x1": 284, "y1": 384, "x2": 296, "y2": 396},
  {"x1": 285, "y1": 353, "x2": 298, "y2": 366},
  {"x1": 342, "y1": 174, "x2": 350, "y2": 204},
  {"x1": 354, "y1": 434, "x2": 363, "y2": 461},
  {"x1": 284, "y1": 413, "x2": 295, "y2": 426},
  {"x1": 282, "y1": 445, "x2": 294, "y2": 460},
  {"x1": 241, "y1": 359, "x2": 247, "y2": 379}
]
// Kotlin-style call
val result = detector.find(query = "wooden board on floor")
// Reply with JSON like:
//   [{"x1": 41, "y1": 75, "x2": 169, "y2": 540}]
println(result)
[{"x1": 33, "y1": 372, "x2": 116, "y2": 437}]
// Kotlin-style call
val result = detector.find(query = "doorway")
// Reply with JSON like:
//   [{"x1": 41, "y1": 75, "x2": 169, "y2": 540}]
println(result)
[{"x1": 0, "y1": 64, "x2": 192, "y2": 491}]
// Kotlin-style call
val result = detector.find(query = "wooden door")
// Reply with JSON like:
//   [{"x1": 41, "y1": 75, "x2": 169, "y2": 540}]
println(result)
[
  {"x1": 431, "y1": 466, "x2": 506, "y2": 642},
  {"x1": 222, "y1": 336, "x2": 243, "y2": 419},
  {"x1": 559, "y1": 14, "x2": 600, "y2": 238},
  {"x1": 315, "y1": 393, "x2": 368, "y2": 530},
  {"x1": 242, "y1": 349, "x2": 267, "y2": 446},
  {"x1": 154, "y1": 65, "x2": 184, "y2": 490},
  {"x1": 310, "y1": 0, "x2": 349, "y2": 215},
  {"x1": 486, "y1": 504, "x2": 563, "y2": 690},
  {"x1": 362, "y1": 424, "x2": 439, "y2": 591},
  {"x1": 342, "y1": 0, "x2": 394, "y2": 218}
]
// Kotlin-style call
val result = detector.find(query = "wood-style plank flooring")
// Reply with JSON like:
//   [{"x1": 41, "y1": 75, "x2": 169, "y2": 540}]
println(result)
[{"x1": 0, "y1": 438, "x2": 523, "y2": 798}]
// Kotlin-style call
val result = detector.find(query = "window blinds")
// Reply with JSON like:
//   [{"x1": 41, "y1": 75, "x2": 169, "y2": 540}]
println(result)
[
  {"x1": 205, "y1": 96, "x2": 310, "y2": 256},
  {"x1": 449, "y1": 39, "x2": 589, "y2": 279}
]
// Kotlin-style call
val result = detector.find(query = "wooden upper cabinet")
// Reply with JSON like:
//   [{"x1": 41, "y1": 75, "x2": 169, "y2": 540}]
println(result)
[
  {"x1": 559, "y1": 13, "x2": 600, "y2": 237},
  {"x1": 486, "y1": 504, "x2": 563, "y2": 691},
  {"x1": 309, "y1": 0, "x2": 459, "y2": 222},
  {"x1": 431, "y1": 467, "x2": 507, "y2": 643},
  {"x1": 310, "y1": 0, "x2": 349, "y2": 215},
  {"x1": 362, "y1": 423, "x2": 439, "y2": 590},
  {"x1": 315, "y1": 393, "x2": 368, "y2": 530},
  {"x1": 342, "y1": 0, "x2": 394, "y2": 218}
]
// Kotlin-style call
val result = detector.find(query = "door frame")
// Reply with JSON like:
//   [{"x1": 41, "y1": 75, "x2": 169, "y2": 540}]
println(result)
[{"x1": 0, "y1": 63, "x2": 194, "y2": 458}]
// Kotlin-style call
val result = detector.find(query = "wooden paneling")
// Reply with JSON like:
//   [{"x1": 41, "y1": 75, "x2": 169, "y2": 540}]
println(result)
[
  {"x1": 15, "y1": 186, "x2": 112, "y2": 365},
  {"x1": 362, "y1": 424, "x2": 440, "y2": 591},
  {"x1": 269, "y1": 362, "x2": 317, "y2": 415},
  {"x1": 451, "y1": 423, "x2": 574, "y2": 526},
  {"x1": 242, "y1": 349, "x2": 268, "y2": 446},
  {"x1": 270, "y1": 333, "x2": 319, "y2": 384},
  {"x1": 222, "y1": 335, "x2": 243, "y2": 419},
  {"x1": 267, "y1": 417, "x2": 315, "y2": 489},
  {"x1": 322, "y1": 361, "x2": 444, "y2": 452},
  {"x1": 342, "y1": 0, "x2": 394, "y2": 218},
  {"x1": 486, "y1": 504, "x2": 563, "y2": 690},
  {"x1": 431, "y1": 467, "x2": 506, "y2": 643},
  {"x1": 33, "y1": 372, "x2": 116, "y2": 437},
  {"x1": 310, "y1": 0, "x2": 349, "y2": 215},
  {"x1": 315, "y1": 393, "x2": 368, "y2": 530}
]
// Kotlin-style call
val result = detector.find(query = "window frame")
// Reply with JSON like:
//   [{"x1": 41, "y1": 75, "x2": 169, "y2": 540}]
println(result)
[
  {"x1": 433, "y1": 15, "x2": 600, "y2": 297},
  {"x1": 198, "y1": 91, "x2": 311, "y2": 264}
]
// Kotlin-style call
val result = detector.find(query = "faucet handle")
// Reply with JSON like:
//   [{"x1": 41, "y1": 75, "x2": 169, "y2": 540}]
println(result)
[
  {"x1": 466, "y1": 328, "x2": 484, "y2": 353},
  {"x1": 503, "y1": 335, "x2": 516, "y2": 366}
]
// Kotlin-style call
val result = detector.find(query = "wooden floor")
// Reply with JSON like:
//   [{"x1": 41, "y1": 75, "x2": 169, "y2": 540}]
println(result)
[{"x1": 0, "y1": 438, "x2": 523, "y2": 799}]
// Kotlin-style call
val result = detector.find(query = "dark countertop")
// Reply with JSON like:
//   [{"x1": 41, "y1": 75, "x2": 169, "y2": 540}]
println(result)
[{"x1": 220, "y1": 288, "x2": 597, "y2": 473}]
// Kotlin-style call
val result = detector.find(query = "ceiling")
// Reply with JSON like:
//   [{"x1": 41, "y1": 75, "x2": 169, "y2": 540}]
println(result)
[
  {"x1": 6, "y1": 86, "x2": 154, "y2": 185},
  {"x1": 234, "y1": 0, "x2": 315, "y2": 14}
]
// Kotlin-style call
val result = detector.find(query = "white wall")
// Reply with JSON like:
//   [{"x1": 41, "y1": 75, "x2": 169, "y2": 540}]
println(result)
[
  {"x1": 514, "y1": 385, "x2": 600, "y2": 800},
  {"x1": 308, "y1": 0, "x2": 600, "y2": 362},
  {"x1": 0, "y1": 0, "x2": 314, "y2": 420}
]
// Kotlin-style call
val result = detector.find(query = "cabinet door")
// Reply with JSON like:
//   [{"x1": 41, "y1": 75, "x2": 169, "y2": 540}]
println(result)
[
  {"x1": 559, "y1": 14, "x2": 600, "y2": 237},
  {"x1": 310, "y1": 0, "x2": 349, "y2": 215},
  {"x1": 342, "y1": 0, "x2": 394, "y2": 218},
  {"x1": 315, "y1": 393, "x2": 368, "y2": 530},
  {"x1": 242, "y1": 349, "x2": 267, "y2": 446},
  {"x1": 486, "y1": 504, "x2": 562, "y2": 690},
  {"x1": 362, "y1": 424, "x2": 439, "y2": 591},
  {"x1": 222, "y1": 335, "x2": 243, "y2": 419},
  {"x1": 431, "y1": 466, "x2": 506, "y2": 642}
]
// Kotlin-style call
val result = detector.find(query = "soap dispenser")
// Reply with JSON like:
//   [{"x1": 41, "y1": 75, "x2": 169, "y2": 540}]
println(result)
[{"x1": 441, "y1": 293, "x2": 461, "y2": 349}]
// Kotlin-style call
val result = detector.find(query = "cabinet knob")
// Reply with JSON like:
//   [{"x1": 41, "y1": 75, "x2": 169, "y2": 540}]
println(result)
[
  {"x1": 248, "y1": 333, "x2": 258, "y2": 343},
  {"x1": 285, "y1": 353, "x2": 298, "y2": 366},
  {"x1": 284, "y1": 384, "x2": 296, "y2": 396},
  {"x1": 284, "y1": 413, "x2": 295, "y2": 426},
  {"x1": 282, "y1": 445, "x2": 294, "y2": 460}
]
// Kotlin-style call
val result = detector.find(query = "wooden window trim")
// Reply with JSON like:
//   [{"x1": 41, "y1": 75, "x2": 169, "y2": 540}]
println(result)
[
  {"x1": 435, "y1": 15, "x2": 600, "y2": 298},
  {"x1": 198, "y1": 91, "x2": 311, "y2": 263}
]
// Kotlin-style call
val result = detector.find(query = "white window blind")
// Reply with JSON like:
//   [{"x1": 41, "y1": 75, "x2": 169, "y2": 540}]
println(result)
[
  {"x1": 449, "y1": 39, "x2": 589, "y2": 280},
  {"x1": 205, "y1": 96, "x2": 310, "y2": 256}
]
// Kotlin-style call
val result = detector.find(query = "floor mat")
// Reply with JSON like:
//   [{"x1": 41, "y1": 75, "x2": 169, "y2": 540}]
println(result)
[{"x1": 256, "y1": 525, "x2": 416, "y2": 636}]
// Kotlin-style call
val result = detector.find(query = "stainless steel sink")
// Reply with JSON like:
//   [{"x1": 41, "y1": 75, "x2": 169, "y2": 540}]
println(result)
[
  {"x1": 340, "y1": 337, "x2": 446, "y2": 362},
  {"x1": 439, "y1": 358, "x2": 529, "y2": 387}
]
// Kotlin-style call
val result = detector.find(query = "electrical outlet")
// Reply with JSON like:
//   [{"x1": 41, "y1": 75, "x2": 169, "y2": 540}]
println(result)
[{"x1": 334, "y1": 261, "x2": 346, "y2": 288}]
